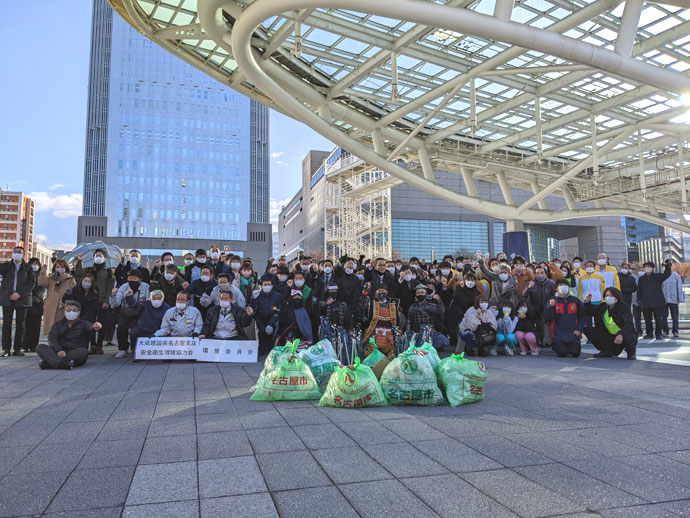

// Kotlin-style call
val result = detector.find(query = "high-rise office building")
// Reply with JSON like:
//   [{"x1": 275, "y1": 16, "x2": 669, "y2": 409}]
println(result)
[
  {"x1": 0, "y1": 190, "x2": 34, "y2": 260},
  {"x1": 79, "y1": 0, "x2": 269, "y2": 255}
]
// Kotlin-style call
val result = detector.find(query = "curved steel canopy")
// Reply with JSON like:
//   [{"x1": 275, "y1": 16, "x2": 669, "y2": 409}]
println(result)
[{"x1": 110, "y1": 0, "x2": 690, "y2": 233}]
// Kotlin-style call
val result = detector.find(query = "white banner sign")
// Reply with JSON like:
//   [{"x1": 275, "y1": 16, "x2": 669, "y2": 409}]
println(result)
[
  {"x1": 135, "y1": 337, "x2": 258, "y2": 363},
  {"x1": 197, "y1": 339, "x2": 259, "y2": 363},
  {"x1": 136, "y1": 337, "x2": 198, "y2": 360}
]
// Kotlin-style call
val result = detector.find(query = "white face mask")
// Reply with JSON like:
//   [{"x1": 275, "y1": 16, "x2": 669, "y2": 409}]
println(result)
[
  {"x1": 605, "y1": 296, "x2": 617, "y2": 305},
  {"x1": 324, "y1": 266, "x2": 333, "y2": 274},
  {"x1": 164, "y1": 272, "x2": 175, "y2": 281},
  {"x1": 295, "y1": 279, "x2": 305, "y2": 287},
  {"x1": 598, "y1": 259, "x2": 607, "y2": 266},
  {"x1": 12, "y1": 253, "x2": 22, "y2": 261},
  {"x1": 441, "y1": 269, "x2": 450, "y2": 276},
  {"x1": 231, "y1": 262, "x2": 240, "y2": 270},
  {"x1": 502, "y1": 307, "x2": 511, "y2": 315},
  {"x1": 55, "y1": 268, "x2": 65, "y2": 275},
  {"x1": 573, "y1": 262, "x2": 581, "y2": 269},
  {"x1": 558, "y1": 285, "x2": 569, "y2": 295},
  {"x1": 344, "y1": 267, "x2": 354, "y2": 275},
  {"x1": 518, "y1": 307, "x2": 527, "y2": 314},
  {"x1": 277, "y1": 275, "x2": 288, "y2": 282},
  {"x1": 32, "y1": 264, "x2": 40, "y2": 272},
  {"x1": 515, "y1": 265, "x2": 524, "y2": 272},
  {"x1": 586, "y1": 267, "x2": 595, "y2": 274},
  {"x1": 176, "y1": 302, "x2": 187, "y2": 311},
  {"x1": 491, "y1": 265, "x2": 500, "y2": 273},
  {"x1": 404, "y1": 274, "x2": 413, "y2": 282},
  {"x1": 219, "y1": 300, "x2": 231, "y2": 309},
  {"x1": 65, "y1": 311, "x2": 79, "y2": 321},
  {"x1": 561, "y1": 270, "x2": 568, "y2": 277},
  {"x1": 262, "y1": 285, "x2": 273, "y2": 293},
  {"x1": 94, "y1": 256, "x2": 104, "y2": 264},
  {"x1": 197, "y1": 257, "x2": 206, "y2": 264},
  {"x1": 164, "y1": 260, "x2": 173, "y2": 266},
  {"x1": 200, "y1": 275, "x2": 211, "y2": 282},
  {"x1": 356, "y1": 274, "x2": 365, "y2": 281},
  {"x1": 151, "y1": 299, "x2": 163, "y2": 308},
  {"x1": 555, "y1": 263, "x2": 561, "y2": 268},
  {"x1": 211, "y1": 252, "x2": 220, "y2": 260},
  {"x1": 185, "y1": 259, "x2": 193, "y2": 266},
  {"x1": 129, "y1": 257, "x2": 139, "y2": 265},
  {"x1": 479, "y1": 302, "x2": 489, "y2": 310},
  {"x1": 387, "y1": 267, "x2": 395, "y2": 274},
  {"x1": 82, "y1": 282, "x2": 92, "y2": 290},
  {"x1": 620, "y1": 268, "x2": 629, "y2": 275},
  {"x1": 498, "y1": 273, "x2": 509, "y2": 281},
  {"x1": 430, "y1": 269, "x2": 437, "y2": 275},
  {"x1": 411, "y1": 264, "x2": 418, "y2": 269},
  {"x1": 395, "y1": 264, "x2": 402, "y2": 270},
  {"x1": 465, "y1": 281, "x2": 475, "y2": 288}
]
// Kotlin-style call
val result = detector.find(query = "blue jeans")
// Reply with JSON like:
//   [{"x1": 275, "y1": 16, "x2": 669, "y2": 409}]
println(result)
[
  {"x1": 414, "y1": 331, "x2": 449, "y2": 350},
  {"x1": 495, "y1": 332, "x2": 517, "y2": 349}
]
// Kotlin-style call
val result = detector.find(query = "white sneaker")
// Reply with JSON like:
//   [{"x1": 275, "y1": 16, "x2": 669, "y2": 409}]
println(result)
[
  {"x1": 504, "y1": 345, "x2": 514, "y2": 356},
  {"x1": 520, "y1": 350, "x2": 526, "y2": 356},
  {"x1": 532, "y1": 348, "x2": 540, "y2": 356},
  {"x1": 115, "y1": 351, "x2": 126, "y2": 359}
]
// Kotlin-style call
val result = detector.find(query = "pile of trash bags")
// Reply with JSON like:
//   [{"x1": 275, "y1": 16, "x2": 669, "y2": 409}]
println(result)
[{"x1": 251, "y1": 338, "x2": 488, "y2": 408}]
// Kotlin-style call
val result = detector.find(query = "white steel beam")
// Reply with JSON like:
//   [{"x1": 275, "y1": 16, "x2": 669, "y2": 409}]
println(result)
[
  {"x1": 494, "y1": 0, "x2": 513, "y2": 21},
  {"x1": 639, "y1": 129, "x2": 647, "y2": 197},
  {"x1": 680, "y1": 139, "x2": 687, "y2": 212},
  {"x1": 496, "y1": 171, "x2": 515, "y2": 205},
  {"x1": 461, "y1": 167, "x2": 478, "y2": 197},
  {"x1": 531, "y1": 179, "x2": 548, "y2": 210},
  {"x1": 418, "y1": 147, "x2": 435, "y2": 181},
  {"x1": 615, "y1": 0, "x2": 643, "y2": 55},
  {"x1": 262, "y1": 9, "x2": 313, "y2": 59}
]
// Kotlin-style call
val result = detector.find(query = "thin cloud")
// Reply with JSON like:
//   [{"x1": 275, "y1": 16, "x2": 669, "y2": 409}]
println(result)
[
  {"x1": 30, "y1": 191, "x2": 82, "y2": 218},
  {"x1": 49, "y1": 183, "x2": 67, "y2": 191},
  {"x1": 270, "y1": 197, "x2": 293, "y2": 225},
  {"x1": 270, "y1": 152, "x2": 285, "y2": 159},
  {"x1": 275, "y1": 160, "x2": 290, "y2": 167}
]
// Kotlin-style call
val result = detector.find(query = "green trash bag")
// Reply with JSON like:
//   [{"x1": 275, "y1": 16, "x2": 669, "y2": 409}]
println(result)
[
  {"x1": 406, "y1": 341, "x2": 441, "y2": 375},
  {"x1": 318, "y1": 357, "x2": 389, "y2": 408},
  {"x1": 380, "y1": 350, "x2": 445, "y2": 406},
  {"x1": 362, "y1": 338, "x2": 390, "y2": 380},
  {"x1": 250, "y1": 341, "x2": 322, "y2": 401},
  {"x1": 299, "y1": 339, "x2": 341, "y2": 387},
  {"x1": 438, "y1": 353, "x2": 488, "y2": 407},
  {"x1": 249, "y1": 340, "x2": 294, "y2": 392}
]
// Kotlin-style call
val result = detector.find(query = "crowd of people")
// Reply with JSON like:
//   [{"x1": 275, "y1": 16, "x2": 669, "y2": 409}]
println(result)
[{"x1": 0, "y1": 244, "x2": 685, "y2": 370}]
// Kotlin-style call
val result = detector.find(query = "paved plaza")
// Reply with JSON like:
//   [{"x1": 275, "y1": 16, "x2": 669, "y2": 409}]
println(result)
[{"x1": 1, "y1": 343, "x2": 690, "y2": 518}]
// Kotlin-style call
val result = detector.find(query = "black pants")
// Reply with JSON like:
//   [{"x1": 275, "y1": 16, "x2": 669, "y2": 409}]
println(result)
[
  {"x1": 632, "y1": 304, "x2": 642, "y2": 334},
  {"x1": 583, "y1": 327, "x2": 635, "y2": 357},
  {"x1": 257, "y1": 329, "x2": 274, "y2": 357},
  {"x1": 23, "y1": 307, "x2": 44, "y2": 351},
  {"x1": 36, "y1": 344, "x2": 88, "y2": 369},
  {"x1": 662, "y1": 303, "x2": 679, "y2": 335},
  {"x1": 129, "y1": 327, "x2": 156, "y2": 351},
  {"x1": 116, "y1": 313, "x2": 138, "y2": 351},
  {"x1": 553, "y1": 341, "x2": 581, "y2": 358},
  {"x1": 96, "y1": 306, "x2": 116, "y2": 346},
  {"x1": 642, "y1": 306, "x2": 665, "y2": 338},
  {"x1": 2, "y1": 303, "x2": 27, "y2": 353}
]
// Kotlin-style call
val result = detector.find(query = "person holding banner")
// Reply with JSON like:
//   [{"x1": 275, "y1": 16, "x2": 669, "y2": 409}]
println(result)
[
  {"x1": 250, "y1": 275, "x2": 281, "y2": 356},
  {"x1": 129, "y1": 290, "x2": 172, "y2": 353},
  {"x1": 37, "y1": 300, "x2": 102, "y2": 370},
  {"x1": 199, "y1": 290, "x2": 252, "y2": 340},
  {"x1": 155, "y1": 291, "x2": 203, "y2": 338}
]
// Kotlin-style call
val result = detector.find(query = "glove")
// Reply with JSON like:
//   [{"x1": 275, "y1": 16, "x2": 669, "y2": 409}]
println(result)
[{"x1": 265, "y1": 325, "x2": 273, "y2": 335}]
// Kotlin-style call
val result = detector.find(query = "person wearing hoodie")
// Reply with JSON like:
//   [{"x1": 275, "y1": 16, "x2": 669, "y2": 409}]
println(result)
[
  {"x1": 128, "y1": 290, "x2": 171, "y2": 353},
  {"x1": 115, "y1": 250, "x2": 150, "y2": 286},
  {"x1": 662, "y1": 263, "x2": 685, "y2": 338},
  {"x1": 478, "y1": 258, "x2": 519, "y2": 307},
  {"x1": 583, "y1": 287, "x2": 637, "y2": 359},
  {"x1": 638, "y1": 260, "x2": 672, "y2": 340},
  {"x1": 544, "y1": 278, "x2": 585, "y2": 358},
  {"x1": 250, "y1": 275, "x2": 281, "y2": 356}
]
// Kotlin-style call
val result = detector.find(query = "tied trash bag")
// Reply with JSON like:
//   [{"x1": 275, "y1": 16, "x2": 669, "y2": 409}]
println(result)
[
  {"x1": 250, "y1": 341, "x2": 293, "y2": 392},
  {"x1": 362, "y1": 338, "x2": 391, "y2": 380},
  {"x1": 250, "y1": 341, "x2": 322, "y2": 401},
  {"x1": 318, "y1": 357, "x2": 389, "y2": 408},
  {"x1": 299, "y1": 339, "x2": 341, "y2": 387},
  {"x1": 406, "y1": 342, "x2": 441, "y2": 375},
  {"x1": 380, "y1": 350, "x2": 445, "y2": 406},
  {"x1": 438, "y1": 353, "x2": 488, "y2": 407}
]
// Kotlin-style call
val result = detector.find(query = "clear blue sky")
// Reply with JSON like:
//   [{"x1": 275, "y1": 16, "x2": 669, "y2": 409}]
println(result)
[{"x1": 0, "y1": 1, "x2": 333, "y2": 250}]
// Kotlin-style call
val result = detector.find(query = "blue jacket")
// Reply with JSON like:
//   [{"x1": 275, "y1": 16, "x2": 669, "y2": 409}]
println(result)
[
  {"x1": 543, "y1": 294, "x2": 584, "y2": 343},
  {"x1": 662, "y1": 272, "x2": 685, "y2": 305},
  {"x1": 135, "y1": 300, "x2": 172, "y2": 332},
  {"x1": 188, "y1": 278, "x2": 218, "y2": 307},
  {"x1": 250, "y1": 289, "x2": 281, "y2": 329}
]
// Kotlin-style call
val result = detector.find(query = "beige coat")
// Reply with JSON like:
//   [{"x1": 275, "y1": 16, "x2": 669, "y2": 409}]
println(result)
[{"x1": 38, "y1": 270, "x2": 77, "y2": 335}]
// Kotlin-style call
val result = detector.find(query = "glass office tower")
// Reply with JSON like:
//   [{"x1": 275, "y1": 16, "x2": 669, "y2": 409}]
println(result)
[{"x1": 82, "y1": 0, "x2": 269, "y2": 241}]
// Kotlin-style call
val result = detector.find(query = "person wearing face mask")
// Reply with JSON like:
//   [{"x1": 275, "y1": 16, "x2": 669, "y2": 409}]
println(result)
[
  {"x1": 115, "y1": 250, "x2": 150, "y2": 286},
  {"x1": 237, "y1": 263, "x2": 257, "y2": 300},
  {"x1": 629, "y1": 265, "x2": 643, "y2": 336},
  {"x1": 514, "y1": 300, "x2": 542, "y2": 355},
  {"x1": 433, "y1": 261, "x2": 456, "y2": 308},
  {"x1": 36, "y1": 301, "x2": 101, "y2": 369},
  {"x1": 333, "y1": 256, "x2": 362, "y2": 323},
  {"x1": 199, "y1": 290, "x2": 253, "y2": 340},
  {"x1": 287, "y1": 271, "x2": 314, "y2": 306},
  {"x1": 407, "y1": 284, "x2": 449, "y2": 351},
  {"x1": 369, "y1": 258, "x2": 395, "y2": 295},
  {"x1": 208, "y1": 246, "x2": 228, "y2": 276},
  {"x1": 273, "y1": 266, "x2": 291, "y2": 298},
  {"x1": 38, "y1": 259, "x2": 76, "y2": 340},
  {"x1": 457, "y1": 295, "x2": 497, "y2": 357},
  {"x1": 127, "y1": 290, "x2": 171, "y2": 355},
  {"x1": 182, "y1": 253, "x2": 195, "y2": 272},
  {"x1": 183, "y1": 248, "x2": 209, "y2": 283},
  {"x1": 155, "y1": 291, "x2": 203, "y2": 338},
  {"x1": 559, "y1": 261, "x2": 578, "y2": 297},
  {"x1": 617, "y1": 262, "x2": 637, "y2": 312},
  {"x1": 544, "y1": 279, "x2": 585, "y2": 358},
  {"x1": 227, "y1": 254, "x2": 243, "y2": 283},
  {"x1": 571, "y1": 257, "x2": 583, "y2": 276},
  {"x1": 250, "y1": 275, "x2": 281, "y2": 356},
  {"x1": 393, "y1": 265, "x2": 416, "y2": 313},
  {"x1": 75, "y1": 248, "x2": 116, "y2": 351},
  {"x1": 22, "y1": 258, "x2": 46, "y2": 353},
  {"x1": 319, "y1": 284, "x2": 353, "y2": 342},
  {"x1": 310, "y1": 259, "x2": 334, "y2": 301},
  {"x1": 494, "y1": 301, "x2": 518, "y2": 356},
  {"x1": 447, "y1": 274, "x2": 481, "y2": 347},
  {"x1": 152, "y1": 264, "x2": 188, "y2": 307},
  {"x1": 637, "y1": 260, "x2": 672, "y2": 340},
  {"x1": 276, "y1": 289, "x2": 314, "y2": 349},
  {"x1": 661, "y1": 262, "x2": 684, "y2": 339},
  {"x1": 110, "y1": 270, "x2": 150, "y2": 357},
  {"x1": 511, "y1": 256, "x2": 534, "y2": 295},
  {"x1": 595, "y1": 253, "x2": 620, "y2": 290},
  {"x1": 63, "y1": 275, "x2": 101, "y2": 353},
  {"x1": 0, "y1": 246, "x2": 35, "y2": 357},
  {"x1": 577, "y1": 260, "x2": 605, "y2": 306},
  {"x1": 363, "y1": 284, "x2": 406, "y2": 358},
  {"x1": 583, "y1": 287, "x2": 637, "y2": 359},
  {"x1": 523, "y1": 266, "x2": 556, "y2": 346},
  {"x1": 188, "y1": 265, "x2": 218, "y2": 320},
  {"x1": 150, "y1": 252, "x2": 175, "y2": 284},
  {"x1": 479, "y1": 258, "x2": 518, "y2": 307},
  {"x1": 203, "y1": 273, "x2": 247, "y2": 310}
]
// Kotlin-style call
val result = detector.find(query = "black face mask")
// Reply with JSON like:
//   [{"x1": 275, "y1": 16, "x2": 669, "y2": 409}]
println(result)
[
  {"x1": 463, "y1": 264, "x2": 472, "y2": 270},
  {"x1": 290, "y1": 297, "x2": 303, "y2": 308},
  {"x1": 128, "y1": 281, "x2": 140, "y2": 292},
  {"x1": 327, "y1": 291, "x2": 338, "y2": 298},
  {"x1": 415, "y1": 295, "x2": 427, "y2": 303},
  {"x1": 376, "y1": 292, "x2": 387, "y2": 302}
]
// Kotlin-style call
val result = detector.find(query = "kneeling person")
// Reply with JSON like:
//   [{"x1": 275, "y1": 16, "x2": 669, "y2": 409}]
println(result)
[
  {"x1": 154, "y1": 291, "x2": 202, "y2": 337},
  {"x1": 544, "y1": 279, "x2": 585, "y2": 358},
  {"x1": 37, "y1": 301, "x2": 102, "y2": 370},
  {"x1": 583, "y1": 287, "x2": 637, "y2": 359},
  {"x1": 199, "y1": 290, "x2": 253, "y2": 340}
]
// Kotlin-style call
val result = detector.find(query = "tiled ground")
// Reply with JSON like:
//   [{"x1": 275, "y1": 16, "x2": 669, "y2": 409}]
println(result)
[{"x1": 1, "y1": 348, "x2": 690, "y2": 517}]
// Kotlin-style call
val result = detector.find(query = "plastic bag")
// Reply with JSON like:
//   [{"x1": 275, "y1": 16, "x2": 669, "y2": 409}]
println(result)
[
  {"x1": 318, "y1": 357, "x2": 389, "y2": 408},
  {"x1": 250, "y1": 341, "x2": 322, "y2": 401},
  {"x1": 250, "y1": 342, "x2": 293, "y2": 392},
  {"x1": 363, "y1": 338, "x2": 391, "y2": 380},
  {"x1": 380, "y1": 350, "x2": 445, "y2": 406},
  {"x1": 406, "y1": 341, "x2": 441, "y2": 375},
  {"x1": 438, "y1": 353, "x2": 488, "y2": 407},
  {"x1": 299, "y1": 339, "x2": 341, "y2": 387}
]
